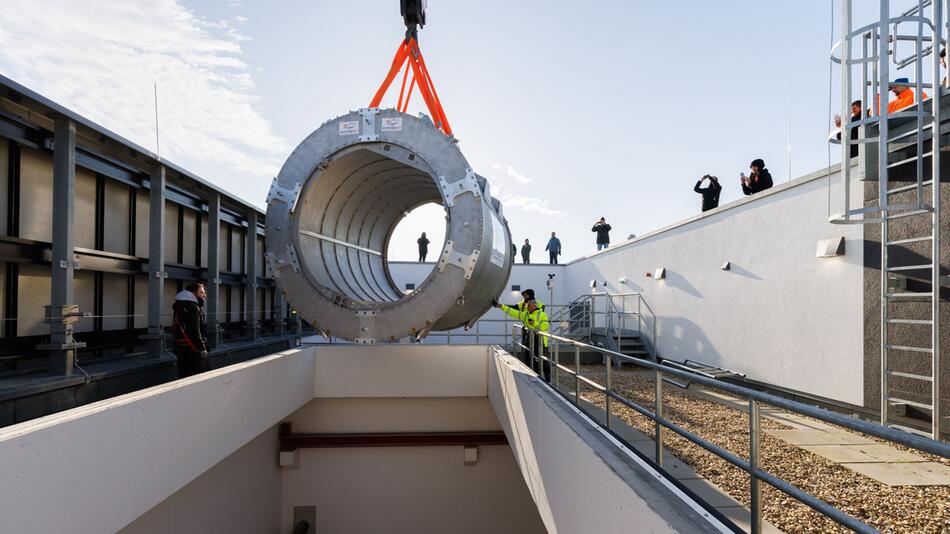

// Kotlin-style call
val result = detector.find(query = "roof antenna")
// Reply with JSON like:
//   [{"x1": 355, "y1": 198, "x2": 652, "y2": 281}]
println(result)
[{"x1": 153, "y1": 82, "x2": 161, "y2": 160}]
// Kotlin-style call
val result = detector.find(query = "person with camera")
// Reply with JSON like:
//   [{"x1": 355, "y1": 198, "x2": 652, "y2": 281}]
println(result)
[
  {"x1": 693, "y1": 175, "x2": 722, "y2": 212},
  {"x1": 172, "y1": 282, "x2": 210, "y2": 378},
  {"x1": 832, "y1": 100, "x2": 862, "y2": 159},
  {"x1": 592, "y1": 217, "x2": 611, "y2": 251},
  {"x1": 740, "y1": 159, "x2": 774, "y2": 196}
]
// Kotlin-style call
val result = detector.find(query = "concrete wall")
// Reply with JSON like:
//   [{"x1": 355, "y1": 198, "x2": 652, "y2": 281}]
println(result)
[
  {"x1": 280, "y1": 344, "x2": 546, "y2": 533},
  {"x1": 0, "y1": 348, "x2": 314, "y2": 534},
  {"x1": 562, "y1": 167, "x2": 866, "y2": 405},
  {"x1": 121, "y1": 425, "x2": 281, "y2": 534},
  {"x1": 487, "y1": 346, "x2": 725, "y2": 533}
]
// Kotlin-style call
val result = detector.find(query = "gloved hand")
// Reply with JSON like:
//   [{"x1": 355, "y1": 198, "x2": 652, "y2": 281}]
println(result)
[
  {"x1": 491, "y1": 298, "x2": 500, "y2": 308},
  {"x1": 199, "y1": 350, "x2": 209, "y2": 359}
]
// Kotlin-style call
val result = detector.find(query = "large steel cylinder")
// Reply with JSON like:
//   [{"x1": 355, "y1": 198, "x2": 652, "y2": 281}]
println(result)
[{"x1": 264, "y1": 108, "x2": 513, "y2": 343}]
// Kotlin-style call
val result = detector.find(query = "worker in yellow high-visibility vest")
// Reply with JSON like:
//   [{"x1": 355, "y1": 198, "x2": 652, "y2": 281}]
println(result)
[{"x1": 493, "y1": 296, "x2": 550, "y2": 378}]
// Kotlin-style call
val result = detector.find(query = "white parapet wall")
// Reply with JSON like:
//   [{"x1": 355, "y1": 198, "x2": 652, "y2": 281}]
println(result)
[
  {"x1": 0, "y1": 348, "x2": 315, "y2": 534},
  {"x1": 564, "y1": 166, "x2": 866, "y2": 405},
  {"x1": 487, "y1": 346, "x2": 728, "y2": 534}
]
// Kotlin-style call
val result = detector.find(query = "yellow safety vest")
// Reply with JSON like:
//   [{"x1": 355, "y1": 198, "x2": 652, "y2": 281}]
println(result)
[{"x1": 501, "y1": 304, "x2": 550, "y2": 347}]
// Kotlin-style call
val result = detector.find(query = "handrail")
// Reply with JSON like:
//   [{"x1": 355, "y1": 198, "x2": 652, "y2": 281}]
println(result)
[{"x1": 511, "y1": 325, "x2": 950, "y2": 534}]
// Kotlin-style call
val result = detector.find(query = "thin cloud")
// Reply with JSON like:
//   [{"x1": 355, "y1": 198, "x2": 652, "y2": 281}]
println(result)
[
  {"x1": 491, "y1": 162, "x2": 533, "y2": 184},
  {"x1": 0, "y1": 0, "x2": 286, "y2": 184},
  {"x1": 491, "y1": 182, "x2": 565, "y2": 219}
]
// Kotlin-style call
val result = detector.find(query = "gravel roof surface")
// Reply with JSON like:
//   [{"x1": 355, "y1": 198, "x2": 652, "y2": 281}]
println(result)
[{"x1": 556, "y1": 364, "x2": 949, "y2": 534}]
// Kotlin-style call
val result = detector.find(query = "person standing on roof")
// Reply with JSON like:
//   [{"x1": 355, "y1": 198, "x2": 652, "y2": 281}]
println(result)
[
  {"x1": 417, "y1": 232, "x2": 430, "y2": 262},
  {"x1": 693, "y1": 175, "x2": 722, "y2": 212},
  {"x1": 832, "y1": 100, "x2": 863, "y2": 159},
  {"x1": 173, "y1": 282, "x2": 209, "y2": 379},
  {"x1": 493, "y1": 296, "x2": 550, "y2": 378},
  {"x1": 521, "y1": 239, "x2": 531, "y2": 264},
  {"x1": 545, "y1": 232, "x2": 562, "y2": 264},
  {"x1": 592, "y1": 218, "x2": 611, "y2": 251},
  {"x1": 876, "y1": 77, "x2": 927, "y2": 114},
  {"x1": 740, "y1": 159, "x2": 774, "y2": 196}
]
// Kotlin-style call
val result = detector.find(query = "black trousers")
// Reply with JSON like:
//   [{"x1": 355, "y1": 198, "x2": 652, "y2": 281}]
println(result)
[
  {"x1": 549, "y1": 252, "x2": 558, "y2": 264},
  {"x1": 174, "y1": 347, "x2": 210, "y2": 378},
  {"x1": 419, "y1": 251, "x2": 427, "y2": 262}
]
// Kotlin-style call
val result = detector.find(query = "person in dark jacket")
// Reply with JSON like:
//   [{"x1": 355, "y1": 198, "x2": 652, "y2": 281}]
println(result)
[
  {"x1": 545, "y1": 232, "x2": 562, "y2": 264},
  {"x1": 521, "y1": 239, "x2": 531, "y2": 264},
  {"x1": 592, "y1": 218, "x2": 611, "y2": 251},
  {"x1": 417, "y1": 232, "x2": 430, "y2": 262},
  {"x1": 172, "y1": 282, "x2": 209, "y2": 379},
  {"x1": 694, "y1": 175, "x2": 722, "y2": 212},
  {"x1": 740, "y1": 159, "x2": 773, "y2": 196},
  {"x1": 833, "y1": 100, "x2": 862, "y2": 158}
]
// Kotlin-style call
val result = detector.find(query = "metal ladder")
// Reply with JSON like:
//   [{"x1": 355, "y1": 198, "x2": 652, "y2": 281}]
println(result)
[{"x1": 832, "y1": 0, "x2": 943, "y2": 439}]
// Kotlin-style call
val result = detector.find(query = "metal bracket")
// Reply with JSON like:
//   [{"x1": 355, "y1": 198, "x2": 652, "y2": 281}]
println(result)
[
  {"x1": 355, "y1": 310, "x2": 377, "y2": 344},
  {"x1": 438, "y1": 168, "x2": 481, "y2": 207},
  {"x1": 266, "y1": 177, "x2": 302, "y2": 211},
  {"x1": 358, "y1": 108, "x2": 380, "y2": 142},
  {"x1": 286, "y1": 243, "x2": 301, "y2": 273},
  {"x1": 264, "y1": 251, "x2": 280, "y2": 277},
  {"x1": 437, "y1": 240, "x2": 480, "y2": 279}
]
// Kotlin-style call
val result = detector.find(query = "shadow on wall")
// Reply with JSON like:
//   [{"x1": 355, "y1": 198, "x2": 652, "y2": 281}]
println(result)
[
  {"x1": 725, "y1": 263, "x2": 762, "y2": 281},
  {"x1": 663, "y1": 270, "x2": 703, "y2": 299},
  {"x1": 658, "y1": 315, "x2": 723, "y2": 367}
]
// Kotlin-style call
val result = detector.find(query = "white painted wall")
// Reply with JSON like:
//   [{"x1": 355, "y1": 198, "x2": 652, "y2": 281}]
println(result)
[
  {"x1": 0, "y1": 348, "x2": 315, "y2": 534},
  {"x1": 282, "y1": 344, "x2": 547, "y2": 534},
  {"x1": 563, "y1": 167, "x2": 866, "y2": 404},
  {"x1": 120, "y1": 425, "x2": 282, "y2": 534}
]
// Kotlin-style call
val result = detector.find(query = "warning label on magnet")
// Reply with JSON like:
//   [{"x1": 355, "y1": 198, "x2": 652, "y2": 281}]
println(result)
[
  {"x1": 381, "y1": 117, "x2": 403, "y2": 132},
  {"x1": 339, "y1": 121, "x2": 359, "y2": 136}
]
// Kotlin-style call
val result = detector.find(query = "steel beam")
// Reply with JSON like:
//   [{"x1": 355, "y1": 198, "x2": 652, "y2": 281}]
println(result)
[
  {"x1": 207, "y1": 192, "x2": 221, "y2": 348},
  {"x1": 43, "y1": 117, "x2": 84, "y2": 374},
  {"x1": 144, "y1": 162, "x2": 165, "y2": 358},
  {"x1": 245, "y1": 210, "x2": 258, "y2": 340}
]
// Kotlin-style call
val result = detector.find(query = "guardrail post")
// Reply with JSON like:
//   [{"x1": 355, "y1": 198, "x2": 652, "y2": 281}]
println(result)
[
  {"x1": 528, "y1": 328, "x2": 534, "y2": 368},
  {"x1": 553, "y1": 340, "x2": 560, "y2": 390},
  {"x1": 606, "y1": 354, "x2": 612, "y2": 429},
  {"x1": 655, "y1": 368, "x2": 664, "y2": 467},
  {"x1": 574, "y1": 345, "x2": 581, "y2": 405},
  {"x1": 749, "y1": 399, "x2": 762, "y2": 534}
]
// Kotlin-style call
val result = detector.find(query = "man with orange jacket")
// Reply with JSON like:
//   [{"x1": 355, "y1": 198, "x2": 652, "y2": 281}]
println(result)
[{"x1": 877, "y1": 77, "x2": 927, "y2": 114}]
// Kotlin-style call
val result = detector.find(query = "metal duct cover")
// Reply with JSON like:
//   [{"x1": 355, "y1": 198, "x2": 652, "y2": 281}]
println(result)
[{"x1": 265, "y1": 109, "x2": 513, "y2": 343}]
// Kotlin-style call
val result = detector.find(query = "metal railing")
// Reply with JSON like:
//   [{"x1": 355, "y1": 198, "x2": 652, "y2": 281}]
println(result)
[{"x1": 511, "y1": 325, "x2": 950, "y2": 534}]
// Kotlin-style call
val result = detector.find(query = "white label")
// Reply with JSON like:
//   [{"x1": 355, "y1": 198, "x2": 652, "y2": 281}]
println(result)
[
  {"x1": 381, "y1": 117, "x2": 403, "y2": 132},
  {"x1": 490, "y1": 214, "x2": 507, "y2": 268},
  {"x1": 339, "y1": 121, "x2": 359, "y2": 136}
]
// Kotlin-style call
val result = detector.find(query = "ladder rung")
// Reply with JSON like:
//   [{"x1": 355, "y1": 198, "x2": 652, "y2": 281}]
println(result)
[
  {"x1": 886, "y1": 344, "x2": 933, "y2": 354},
  {"x1": 886, "y1": 264, "x2": 933, "y2": 272},
  {"x1": 886, "y1": 208, "x2": 933, "y2": 220},
  {"x1": 886, "y1": 423, "x2": 935, "y2": 438},
  {"x1": 887, "y1": 397, "x2": 933, "y2": 410},
  {"x1": 887, "y1": 318, "x2": 934, "y2": 325},
  {"x1": 886, "y1": 370, "x2": 934, "y2": 382},
  {"x1": 886, "y1": 157, "x2": 934, "y2": 171},
  {"x1": 886, "y1": 235, "x2": 933, "y2": 245},
  {"x1": 885, "y1": 179, "x2": 934, "y2": 194},
  {"x1": 885, "y1": 292, "x2": 934, "y2": 298}
]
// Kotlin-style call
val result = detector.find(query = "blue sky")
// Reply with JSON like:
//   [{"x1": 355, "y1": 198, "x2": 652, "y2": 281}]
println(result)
[{"x1": 0, "y1": 1, "x2": 919, "y2": 260}]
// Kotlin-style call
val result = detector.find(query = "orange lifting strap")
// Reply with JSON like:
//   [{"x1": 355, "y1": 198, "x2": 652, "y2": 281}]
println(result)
[{"x1": 369, "y1": 37, "x2": 453, "y2": 137}]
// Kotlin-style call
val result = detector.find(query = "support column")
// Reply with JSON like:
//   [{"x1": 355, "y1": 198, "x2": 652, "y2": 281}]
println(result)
[
  {"x1": 206, "y1": 193, "x2": 221, "y2": 348},
  {"x1": 245, "y1": 211, "x2": 258, "y2": 340},
  {"x1": 41, "y1": 117, "x2": 84, "y2": 374},
  {"x1": 144, "y1": 162, "x2": 166, "y2": 358},
  {"x1": 274, "y1": 289, "x2": 285, "y2": 337}
]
